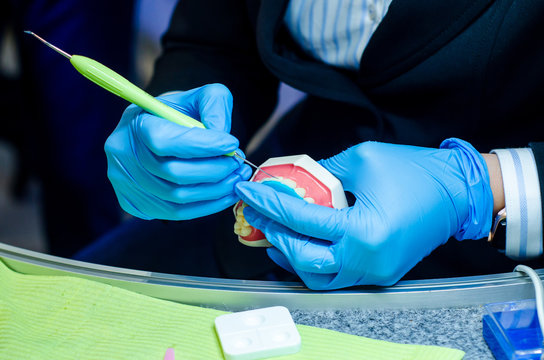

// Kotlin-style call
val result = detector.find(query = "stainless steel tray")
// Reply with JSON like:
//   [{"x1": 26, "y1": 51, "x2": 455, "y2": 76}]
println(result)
[{"x1": 1, "y1": 242, "x2": 540, "y2": 311}]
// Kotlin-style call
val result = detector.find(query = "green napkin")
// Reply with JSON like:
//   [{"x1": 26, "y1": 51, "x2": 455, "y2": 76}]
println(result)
[{"x1": 0, "y1": 260, "x2": 464, "y2": 359}]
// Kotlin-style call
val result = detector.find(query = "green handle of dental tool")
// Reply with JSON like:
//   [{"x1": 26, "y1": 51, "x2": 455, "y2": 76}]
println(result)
[{"x1": 69, "y1": 55, "x2": 235, "y2": 156}]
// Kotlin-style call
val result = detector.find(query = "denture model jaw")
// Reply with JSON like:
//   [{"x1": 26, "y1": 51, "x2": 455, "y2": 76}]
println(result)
[{"x1": 233, "y1": 154, "x2": 348, "y2": 247}]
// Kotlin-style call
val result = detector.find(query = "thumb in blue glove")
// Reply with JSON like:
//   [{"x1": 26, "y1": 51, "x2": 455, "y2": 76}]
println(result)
[
  {"x1": 105, "y1": 83, "x2": 252, "y2": 220},
  {"x1": 235, "y1": 139, "x2": 494, "y2": 290}
]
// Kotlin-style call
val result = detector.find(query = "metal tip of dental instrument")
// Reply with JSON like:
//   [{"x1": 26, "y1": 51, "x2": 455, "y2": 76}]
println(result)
[
  {"x1": 233, "y1": 152, "x2": 278, "y2": 179},
  {"x1": 24, "y1": 31, "x2": 72, "y2": 59}
]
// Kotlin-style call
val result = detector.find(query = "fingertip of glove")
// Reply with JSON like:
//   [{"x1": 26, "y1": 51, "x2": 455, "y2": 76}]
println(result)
[
  {"x1": 201, "y1": 83, "x2": 233, "y2": 101},
  {"x1": 241, "y1": 206, "x2": 259, "y2": 224},
  {"x1": 234, "y1": 181, "x2": 250, "y2": 198},
  {"x1": 235, "y1": 180, "x2": 249, "y2": 189},
  {"x1": 209, "y1": 129, "x2": 239, "y2": 150},
  {"x1": 235, "y1": 181, "x2": 262, "y2": 198},
  {"x1": 236, "y1": 164, "x2": 253, "y2": 180}
]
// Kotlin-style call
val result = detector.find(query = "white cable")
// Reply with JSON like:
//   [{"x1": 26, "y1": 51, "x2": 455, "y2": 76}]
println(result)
[{"x1": 514, "y1": 265, "x2": 544, "y2": 360}]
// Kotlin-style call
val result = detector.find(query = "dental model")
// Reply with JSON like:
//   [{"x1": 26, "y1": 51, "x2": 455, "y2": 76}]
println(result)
[{"x1": 234, "y1": 155, "x2": 348, "y2": 247}]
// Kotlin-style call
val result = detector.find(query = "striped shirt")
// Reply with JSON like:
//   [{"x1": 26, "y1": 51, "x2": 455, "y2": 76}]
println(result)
[
  {"x1": 492, "y1": 148, "x2": 543, "y2": 259},
  {"x1": 284, "y1": 0, "x2": 393, "y2": 70}
]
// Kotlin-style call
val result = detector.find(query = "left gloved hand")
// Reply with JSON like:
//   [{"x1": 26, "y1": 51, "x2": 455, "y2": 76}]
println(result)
[
  {"x1": 105, "y1": 84, "x2": 251, "y2": 220},
  {"x1": 235, "y1": 139, "x2": 494, "y2": 290}
]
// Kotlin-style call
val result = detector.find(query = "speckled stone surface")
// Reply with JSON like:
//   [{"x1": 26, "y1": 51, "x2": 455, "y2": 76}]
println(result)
[{"x1": 291, "y1": 306, "x2": 494, "y2": 360}]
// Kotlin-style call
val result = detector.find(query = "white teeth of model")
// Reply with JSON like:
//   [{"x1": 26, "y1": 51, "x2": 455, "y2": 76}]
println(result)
[
  {"x1": 235, "y1": 221, "x2": 251, "y2": 236},
  {"x1": 234, "y1": 201, "x2": 253, "y2": 237},
  {"x1": 234, "y1": 223, "x2": 242, "y2": 235},
  {"x1": 294, "y1": 187, "x2": 306, "y2": 198},
  {"x1": 281, "y1": 178, "x2": 297, "y2": 188},
  {"x1": 259, "y1": 177, "x2": 283, "y2": 184},
  {"x1": 236, "y1": 203, "x2": 247, "y2": 215},
  {"x1": 240, "y1": 226, "x2": 251, "y2": 236},
  {"x1": 304, "y1": 197, "x2": 315, "y2": 204}
]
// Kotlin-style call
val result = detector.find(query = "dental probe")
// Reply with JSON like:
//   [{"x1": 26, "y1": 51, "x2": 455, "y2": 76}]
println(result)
[{"x1": 24, "y1": 31, "x2": 277, "y2": 179}]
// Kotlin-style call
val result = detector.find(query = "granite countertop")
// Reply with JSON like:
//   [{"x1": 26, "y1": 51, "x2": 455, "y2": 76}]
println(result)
[{"x1": 291, "y1": 306, "x2": 493, "y2": 360}]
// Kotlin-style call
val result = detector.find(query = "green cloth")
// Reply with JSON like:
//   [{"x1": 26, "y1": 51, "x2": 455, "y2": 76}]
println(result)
[{"x1": 0, "y1": 260, "x2": 464, "y2": 359}]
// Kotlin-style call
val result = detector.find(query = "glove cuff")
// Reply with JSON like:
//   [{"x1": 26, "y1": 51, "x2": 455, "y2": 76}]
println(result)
[{"x1": 440, "y1": 138, "x2": 494, "y2": 240}]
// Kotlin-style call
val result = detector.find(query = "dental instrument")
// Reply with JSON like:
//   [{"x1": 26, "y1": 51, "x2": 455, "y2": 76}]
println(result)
[{"x1": 24, "y1": 31, "x2": 275, "y2": 178}]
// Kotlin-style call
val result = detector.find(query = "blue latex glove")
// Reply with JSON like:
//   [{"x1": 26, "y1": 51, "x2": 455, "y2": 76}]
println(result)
[
  {"x1": 105, "y1": 84, "x2": 252, "y2": 220},
  {"x1": 235, "y1": 139, "x2": 494, "y2": 290}
]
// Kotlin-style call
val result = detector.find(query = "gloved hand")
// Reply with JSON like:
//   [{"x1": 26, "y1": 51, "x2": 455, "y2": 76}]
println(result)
[
  {"x1": 235, "y1": 139, "x2": 494, "y2": 290},
  {"x1": 105, "y1": 84, "x2": 252, "y2": 220}
]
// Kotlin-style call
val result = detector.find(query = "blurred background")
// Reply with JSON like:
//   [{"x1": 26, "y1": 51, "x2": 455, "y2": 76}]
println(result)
[{"x1": 0, "y1": 0, "x2": 180, "y2": 253}]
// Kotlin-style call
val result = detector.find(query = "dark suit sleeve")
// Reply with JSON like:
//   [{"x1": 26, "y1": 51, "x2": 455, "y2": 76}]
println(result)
[
  {"x1": 146, "y1": 0, "x2": 279, "y2": 146},
  {"x1": 529, "y1": 143, "x2": 544, "y2": 235}
]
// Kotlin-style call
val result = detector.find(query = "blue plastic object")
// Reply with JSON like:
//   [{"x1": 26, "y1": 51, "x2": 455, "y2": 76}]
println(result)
[{"x1": 483, "y1": 299, "x2": 543, "y2": 360}]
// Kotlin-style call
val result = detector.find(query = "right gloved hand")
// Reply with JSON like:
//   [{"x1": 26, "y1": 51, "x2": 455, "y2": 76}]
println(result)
[
  {"x1": 235, "y1": 139, "x2": 493, "y2": 289},
  {"x1": 105, "y1": 84, "x2": 252, "y2": 220}
]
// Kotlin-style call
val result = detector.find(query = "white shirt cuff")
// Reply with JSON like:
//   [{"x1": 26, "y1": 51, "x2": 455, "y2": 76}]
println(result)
[{"x1": 492, "y1": 148, "x2": 543, "y2": 259}]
